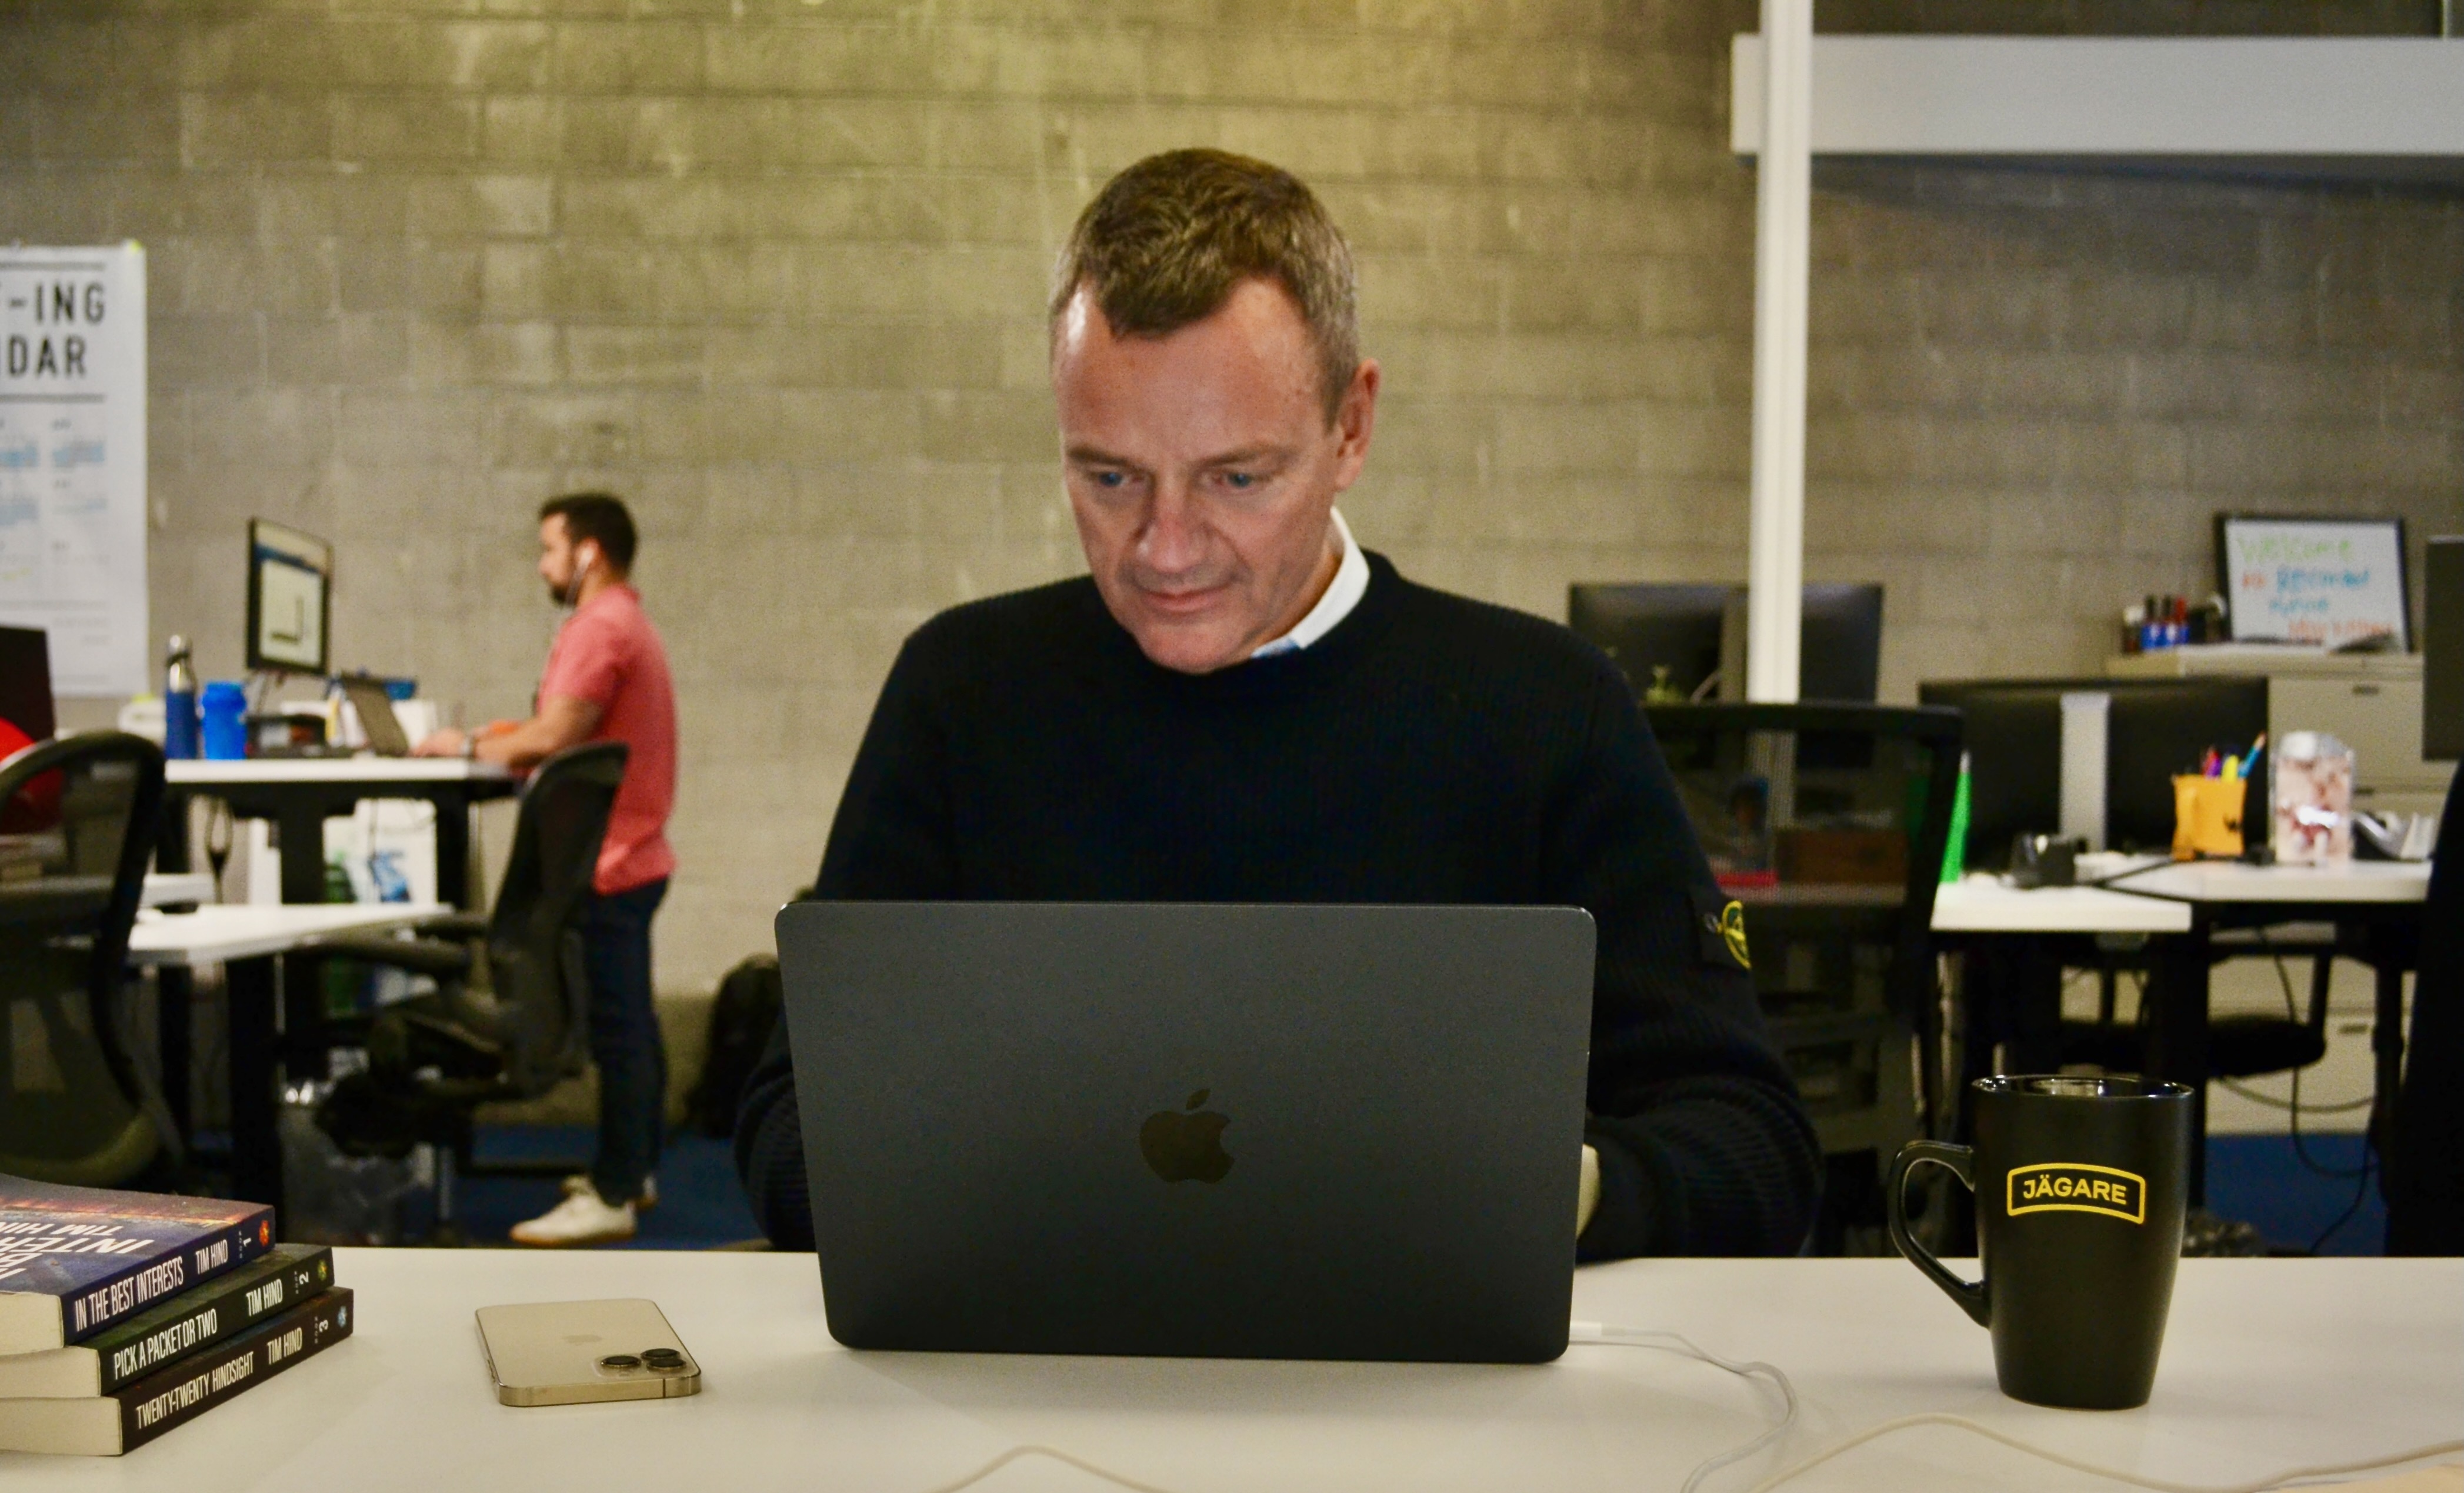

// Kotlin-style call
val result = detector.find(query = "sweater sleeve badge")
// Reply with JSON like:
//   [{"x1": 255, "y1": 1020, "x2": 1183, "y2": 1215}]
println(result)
[{"x1": 1692, "y1": 887, "x2": 1751, "y2": 971}]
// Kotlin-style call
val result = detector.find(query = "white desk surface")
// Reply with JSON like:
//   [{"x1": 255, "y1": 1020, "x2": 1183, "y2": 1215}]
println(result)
[
  {"x1": 1932, "y1": 876, "x2": 2195, "y2": 934},
  {"x1": 2109, "y1": 859, "x2": 2433, "y2": 905},
  {"x1": 165, "y1": 758, "x2": 514, "y2": 786},
  {"x1": 8, "y1": 1251, "x2": 2453, "y2": 1492},
  {"x1": 125, "y1": 902, "x2": 449, "y2": 965},
  {"x1": 139, "y1": 872, "x2": 218, "y2": 908}
]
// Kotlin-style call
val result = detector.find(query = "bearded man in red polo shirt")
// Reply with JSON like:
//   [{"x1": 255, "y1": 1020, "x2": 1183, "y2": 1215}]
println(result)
[{"x1": 416, "y1": 492, "x2": 679, "y2": 1246}]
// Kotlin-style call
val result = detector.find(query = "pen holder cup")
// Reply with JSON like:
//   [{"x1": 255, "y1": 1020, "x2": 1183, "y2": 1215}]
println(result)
[{"x1": 2170, "y1": 775, "x2": 2245, "y2": 861}]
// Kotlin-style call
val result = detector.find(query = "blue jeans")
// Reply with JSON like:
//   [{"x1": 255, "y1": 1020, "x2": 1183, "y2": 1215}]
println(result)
[{"x1": 584, "y1": 878, "x2": 667, "y2": 1207}]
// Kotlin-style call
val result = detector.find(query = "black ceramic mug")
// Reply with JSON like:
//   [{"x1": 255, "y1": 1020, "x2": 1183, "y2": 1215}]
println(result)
[{"x1": 1886, "y1": 1075, "x2": 2195, "y2": 1409}]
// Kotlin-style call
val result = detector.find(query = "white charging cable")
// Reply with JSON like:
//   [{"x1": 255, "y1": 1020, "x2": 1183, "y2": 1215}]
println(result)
[
  {"x1": 1732, "y1": 1415, "x2": 2461, "y2": 1493},
  {"x1": 1570, "y1": 1319, "x2": 1801, "y2": 1492},
  {"x1": 916, "y1": 1442, "x2": 1177, "y2": 1493},
  {"x1": 1571, "y1": 1321, "x2": 2460, "y2": 1493},
  {"x1": 912, "y1": 1326, "x2": 2461, "y2": 1493}
]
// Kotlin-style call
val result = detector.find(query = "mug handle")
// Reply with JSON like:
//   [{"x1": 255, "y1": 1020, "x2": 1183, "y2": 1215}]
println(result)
[{"x1": 1886, "y1": 1139, "x2": 1990, "y2": 1328}]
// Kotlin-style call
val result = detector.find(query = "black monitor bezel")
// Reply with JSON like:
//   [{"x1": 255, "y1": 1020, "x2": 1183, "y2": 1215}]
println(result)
[{"x1": 244, "y1": 518, "x2": 333, "y2": 678}]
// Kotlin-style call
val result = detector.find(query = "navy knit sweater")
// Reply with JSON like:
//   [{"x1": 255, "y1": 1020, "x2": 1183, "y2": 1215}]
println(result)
[{"x1": 734, "y1": 554, "x2": 1819, "y2": 1258}]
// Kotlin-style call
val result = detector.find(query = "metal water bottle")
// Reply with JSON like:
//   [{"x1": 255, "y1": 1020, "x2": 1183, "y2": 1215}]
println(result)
[{"x1": 164, "y1": 634, "x2": 200, "y2": 759}]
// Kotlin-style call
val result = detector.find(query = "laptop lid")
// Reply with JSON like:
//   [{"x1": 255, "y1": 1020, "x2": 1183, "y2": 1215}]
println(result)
[
  {"x1": 775, "y1": 901, "x2": 1595, "y2": 1365},
  {"x1": 338, "y1": 675, "x2": 410, "y2": 757}
]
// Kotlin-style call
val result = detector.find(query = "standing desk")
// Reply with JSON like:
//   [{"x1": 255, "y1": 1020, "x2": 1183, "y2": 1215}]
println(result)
[
  {"x1": 141, "y1": 871, "x2": 218, "y2": 908},
  {"x1": 126, "y1": 903, "x2": 448, "y2": 1212},
  {"x1": 1929, "y1": 878, "x2": 2198, "y2": 1227},
  {"x1": 1930, "y1": 867, "x2": 2430, "y2": 1206},
  {"x1": 1930, "y1": 878, "x2": 2195, "y2": 937},
  {"x1": 153, "y1": 760, "x2": 514, "y2": 1200},
  {"x1": 3, "y1": 1249, "x2": 2452, "y2": 1492},
  {"x1": 2105, "y1": 860, "x2": 2430, "y2": 1205},
  {"x1": 161, "y1": 758, "x2": 517, "y2": 909}
]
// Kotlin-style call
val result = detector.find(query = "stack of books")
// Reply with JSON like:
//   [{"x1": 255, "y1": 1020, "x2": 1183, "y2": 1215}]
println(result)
[{"x1": 0, "y1": 1176, "x2": 355, "y2": 1455}]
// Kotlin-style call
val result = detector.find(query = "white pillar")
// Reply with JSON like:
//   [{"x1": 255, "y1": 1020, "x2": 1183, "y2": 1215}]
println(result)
[{"x1": 1746, "y1": 0, "x2": 1813, "y2": 704}]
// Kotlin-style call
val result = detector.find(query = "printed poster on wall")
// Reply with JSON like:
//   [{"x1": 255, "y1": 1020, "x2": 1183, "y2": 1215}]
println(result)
[
  {"x1": 2216, "y1": 515, "x2": 2409, "y2": 650},
  {"x1": 0, "y1": 243, "x2": 147, "y2": 697}
]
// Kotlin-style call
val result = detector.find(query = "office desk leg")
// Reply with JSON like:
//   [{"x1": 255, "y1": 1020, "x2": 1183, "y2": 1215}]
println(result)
[
  {"x1": 2144, "y1": 926, "x2": 2212, "y2": 1208},
  {"x1": 158, "y1": 786, "x2": 193, "y2": 875},
  {"x1": 225, "y1": 955, "x2": 285, "y2": 1218},
  {"x1": 158, "y1": 966, "x2": 192, "y2": 1144},
  {"x1": 276, "y1": 805, "x2": 331, "y2": 907},
  {"x1": 2370, "y1": 955, "x2": 2408, "y2": 1202},
  {"x1": 432, "y1": 788, "x2": 471, "y2": 909}
]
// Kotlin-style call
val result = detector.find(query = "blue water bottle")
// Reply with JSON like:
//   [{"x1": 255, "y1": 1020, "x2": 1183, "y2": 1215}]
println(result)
[
  {"x1": 200, "y1": 681, "x2": 248, "y2": 760},
  {"x1": 162, "y1": 635, "x2": 200, "y2": 759}
]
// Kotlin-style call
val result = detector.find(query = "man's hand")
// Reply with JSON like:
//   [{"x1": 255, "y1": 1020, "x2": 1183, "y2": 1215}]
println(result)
[
  {"x1": 1578, "y1": 1143, "x2": 1600, "y2": 1237},
  {"x1": 411, "y1": 727, "x2": 467, "y2": 758}
]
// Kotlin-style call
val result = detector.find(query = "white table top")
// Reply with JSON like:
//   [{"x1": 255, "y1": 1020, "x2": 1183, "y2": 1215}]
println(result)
[
  {"x1": 8, "y1": 1251, "x2": 2452, "y2": 1491},
  {"x1": 2109, "y1": 859, "x2": 2433, "y2": 905},
  {"x1": 1932, "y1": 875, "x2": 2195, "y2": 934},
  {"x1": 165, "y1": 758, "x2": 514, "y2": 786},
  {"x1": 124, "y1": 902, "x2": 450, "y2": 965},
  {"x1": 139, "y1": 872, "x2": 218, "y2": 908}
]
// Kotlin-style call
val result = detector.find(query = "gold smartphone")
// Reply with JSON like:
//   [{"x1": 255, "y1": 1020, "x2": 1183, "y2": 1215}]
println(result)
[{"x1": 475, "y1": 1298, "x2": 702, "y2": 1407}]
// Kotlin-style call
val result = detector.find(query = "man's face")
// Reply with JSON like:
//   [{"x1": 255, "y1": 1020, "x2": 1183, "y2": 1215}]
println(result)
[
  {"x1": 1052, "y1": 277, "x2": 1379, "y2": 674},
  {"x1": 537, "y1": 516, "x2": 593, "y2": 606}
]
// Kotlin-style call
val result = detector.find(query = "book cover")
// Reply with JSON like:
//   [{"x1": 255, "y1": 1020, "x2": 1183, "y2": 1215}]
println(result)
[
  {"x1": 0, "y1": 1286, "x2": 354, "y2": 1455},
  {"x1": 0, "y1": 1244, "x2": 334, "y2": 1398},
  {"x1": 0, "y1": 1177, "x2": 276, "y2": 1352}
]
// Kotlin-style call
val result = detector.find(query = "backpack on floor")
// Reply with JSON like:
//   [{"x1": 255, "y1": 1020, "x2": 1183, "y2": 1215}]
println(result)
[{"x1": 687, "y1": 952, "x2": 783, "y2": 1138}]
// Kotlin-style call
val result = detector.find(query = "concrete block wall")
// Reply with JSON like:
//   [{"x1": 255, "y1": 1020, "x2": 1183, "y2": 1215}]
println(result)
[{"x1": 5, "y1": 1, "x2": 2456, "y2": 996}]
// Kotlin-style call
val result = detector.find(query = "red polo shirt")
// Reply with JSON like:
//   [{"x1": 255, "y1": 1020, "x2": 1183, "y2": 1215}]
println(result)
[{"x1": 538, "y1": 584, "x2": 677, "y2": 895}]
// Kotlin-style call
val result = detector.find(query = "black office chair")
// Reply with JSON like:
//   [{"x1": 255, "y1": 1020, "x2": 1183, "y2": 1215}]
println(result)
[
  {"x1": 0, "y1": 732, "x2": 172, "y2": 1185},
  {"x1": 2386, "y1": 763, "x2": 2461, "y2": 1254},
  {"x1": 1646, "y1": 703, "x2": 1963, "y2": 1255},
  {"x1": 2057, "y1": 932, "x2": 2339, "y2": 1082},
  {"x1": 314, "y1": 742, "x2": 626, "y2": 1235}
]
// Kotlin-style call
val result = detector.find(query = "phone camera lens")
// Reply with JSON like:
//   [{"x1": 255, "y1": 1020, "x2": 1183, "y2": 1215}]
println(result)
[
  {"x1": 642, "y1": 1347, "x2": 686, "y2": 1372},
  {"x1": 596, "y1": 1354, "x2": 642, "y2": 1371}
]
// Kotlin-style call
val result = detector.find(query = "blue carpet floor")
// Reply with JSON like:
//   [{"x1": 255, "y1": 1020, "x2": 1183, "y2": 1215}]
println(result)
[
  {"x1": 458, "y1": 1125, "x2": 763, "y2": 1249},
  {"x1": 2203, "y1": 1133, "x2": 2385, "y2": 1255}
]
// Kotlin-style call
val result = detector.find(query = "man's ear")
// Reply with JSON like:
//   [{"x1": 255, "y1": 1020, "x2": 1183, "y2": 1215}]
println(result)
[{"x1": 1331, "y1": 358, "x2": 1381, "y2": 485}]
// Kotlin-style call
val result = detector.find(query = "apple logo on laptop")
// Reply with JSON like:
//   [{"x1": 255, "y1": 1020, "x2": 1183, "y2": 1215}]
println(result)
[{"x1": 1140, "y1": 1089, "x2": 1233, "y2": 1184}]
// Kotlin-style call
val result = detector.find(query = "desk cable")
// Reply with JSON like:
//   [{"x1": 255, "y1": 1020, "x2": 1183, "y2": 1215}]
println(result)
[
  {"x1": 1572, "y1": 1320, "x2": 2460, "y2": 1493},
  {"x1": 910, "y1": 1321, "x2": 2460, "y2": 1493}
]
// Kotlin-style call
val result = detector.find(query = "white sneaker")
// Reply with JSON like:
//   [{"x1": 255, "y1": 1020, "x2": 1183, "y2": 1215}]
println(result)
[
  {"x1": 509, "y1": 1189, "x2": 636, "y2": 1247},
  {"x1": 562, "y1": 1173, "x2": 658, "y2": 1211}
]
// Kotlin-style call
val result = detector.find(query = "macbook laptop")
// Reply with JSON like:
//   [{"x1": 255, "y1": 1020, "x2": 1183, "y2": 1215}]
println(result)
[{"x1": 775, "y1": 901, "x2": 1595, "y2": 1364}]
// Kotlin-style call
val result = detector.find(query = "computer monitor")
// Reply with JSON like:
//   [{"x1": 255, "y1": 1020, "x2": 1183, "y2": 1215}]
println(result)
[
  {"x1": 2426, "y1": 537, "x2": 2463, "y2": 763},
  {"x1": 1919, "y1": 677, "x2": 2269, "y2": 865},
  {"x1": 1567, "y1": 584, "x2": 1728, "y2": 702},
  {"x1": 1800, "y1": 584, "x2": 1885, "y2": 704},
  {"x1": 2105, "y1": 679, "x2": 2269, "y2": 854},
  {"x1": 1568, "y1": 583, "x2": 1884, "y2": 703},
  {"x1": 0, "y1": 625, "x2": 54, "y2": 746},
  {"x1": 246, "y1": 519, "x2": 331, "y2": 677}
]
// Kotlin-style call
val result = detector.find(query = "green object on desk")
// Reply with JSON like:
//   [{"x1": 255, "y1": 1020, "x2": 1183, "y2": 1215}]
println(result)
[{"x1": 1940, "y1": 752, "x2": 1972, "y2": 884}]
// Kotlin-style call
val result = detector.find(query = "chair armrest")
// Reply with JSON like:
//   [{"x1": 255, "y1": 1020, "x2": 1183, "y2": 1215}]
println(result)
[
  {"x1": 416, "y1": 911, "x2": 491, "y2": 941},
  {"x1": 311, "y1": 935, "x2": 472, "y2": 981}
]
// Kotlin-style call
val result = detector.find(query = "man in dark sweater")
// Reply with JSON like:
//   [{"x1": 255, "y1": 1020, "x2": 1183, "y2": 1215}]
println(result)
[{"x1": 736, "y1": 149, "x2": 1819, "y2": 1259}]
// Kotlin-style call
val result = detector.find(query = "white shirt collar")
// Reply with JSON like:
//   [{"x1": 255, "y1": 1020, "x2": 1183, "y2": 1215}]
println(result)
[{"x1": 1251, "y1": 509, "x2": 1368, "y2": 659}]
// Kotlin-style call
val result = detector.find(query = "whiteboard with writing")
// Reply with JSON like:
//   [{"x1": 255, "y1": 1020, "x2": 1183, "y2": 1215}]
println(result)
[
  {"x1": 2218, "y1": 515, "x2": 2409, "y2": 649},
  {"x1": 0, "y1": 244, "x2": 147, "y2": 697}
]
